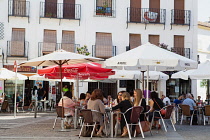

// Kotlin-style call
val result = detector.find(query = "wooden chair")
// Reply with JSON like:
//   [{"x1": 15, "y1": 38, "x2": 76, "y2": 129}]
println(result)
[
  {"x1": 179, "y1": 104, "x2": 195, "y2": 126},
  {"x1": 203, "y1": 105, "x2": 210, "y2": 125}
]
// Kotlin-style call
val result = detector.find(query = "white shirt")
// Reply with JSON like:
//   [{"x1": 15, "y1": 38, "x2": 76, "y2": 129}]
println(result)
[{"x1": 163, "y1": 97, "x2": 171, "y2": 105}]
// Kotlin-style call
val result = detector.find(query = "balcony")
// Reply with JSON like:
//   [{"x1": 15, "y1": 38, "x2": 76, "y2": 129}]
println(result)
[
  {"x1": 171, "y1": 47, "x2": 190, "y2": 59},
  {"x1": 8, "y1": 0, "x2": 30, "y2": 23},
  {"x1": 94, "y1": 0, "x2": 116, "y2": 17},
  {"x1": 38, "y1": 42, "x2": 80, "y2": 56},
  {"x1": 171, "y1": 9, "x2": 191, "y2": 30},
  {"x1": 39, "y1": 2, "x2": 81, "y2": 25},
  {"x1": 127, "y1": 8, "x2": 166, "y2": 29},
  {"x1": 7, "y1": 41, "x2": 29, "y2": 62},
  {"x1": 92, "y1": 45, "x2": 116, "y2": 59}
]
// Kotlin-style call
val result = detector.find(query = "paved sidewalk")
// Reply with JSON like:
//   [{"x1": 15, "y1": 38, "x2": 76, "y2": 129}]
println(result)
[{"x1": 0, "y1": 112, "x2": 209, "y2": 140}]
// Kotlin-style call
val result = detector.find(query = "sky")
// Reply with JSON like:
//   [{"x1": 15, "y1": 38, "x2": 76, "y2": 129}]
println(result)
[{"x1": 198, "y1": 0, "x2": 210, "y2": 22}]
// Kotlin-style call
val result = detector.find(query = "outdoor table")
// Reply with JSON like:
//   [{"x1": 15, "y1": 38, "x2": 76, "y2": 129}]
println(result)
[
  {"x1": 38, "y1": 100, "x2": 49, "y2": 111},
  {"x1": 109, "y1": 109, "x2": 121, "y2": 138}
]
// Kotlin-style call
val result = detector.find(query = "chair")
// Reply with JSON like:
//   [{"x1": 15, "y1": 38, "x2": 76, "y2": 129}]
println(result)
[
  {"x1": 203, "y1": 105, "x2": 210, "y2": 125},
  {"x1": 52, "y1": 106, "x2": 73, "y2": 129},
  {"x1": 144, "y1": 105, "x2": 151, "y2": 118},
  {"x1": 152, "y1": 105, "x2": 176, "y2": 132},
  {"x1": 179, "y1": 104, "x2": 195, "y2": 126},
  {"x1": 123, "y1": 106, "x2": 145, "y2": 139},
  {"x1": 79, "y1": 109, "x2": 104, "y2": 139}
]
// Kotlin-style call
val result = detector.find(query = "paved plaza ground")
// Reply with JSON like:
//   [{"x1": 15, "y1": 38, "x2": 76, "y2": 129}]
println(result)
[{"x1": 0, "y1": 112, "x2": 209, "y2": 140}]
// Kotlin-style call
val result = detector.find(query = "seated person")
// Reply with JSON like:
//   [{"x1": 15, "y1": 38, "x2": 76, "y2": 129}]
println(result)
[
  {"x1": 112, "y1": 92, "x2": 132, "y2": 137},
  {"x1": 149, "y1": 91, "x2": 164, "y2": 129},
  {"x1": 182, "y1": 93, "x2": 198, "y2": 125},
  {"x1": 162, "y1": 95, "x2": 171, "y2": 106},
  {"x1": 79, "y1": 93, "x2": 86, "y2": 107},
  {"x1": 173, "y1": 95, "x2": 183, "y2": 106},
  {"x1": 58, "y1": 91, "x2": 76, "y2": 127},
  {"x1": 87, "y1": 89, "x2": 105, "y2": 137}
]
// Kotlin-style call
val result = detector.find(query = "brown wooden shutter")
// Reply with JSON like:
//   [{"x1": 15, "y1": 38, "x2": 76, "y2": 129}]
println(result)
[
  {"x1": 45, "y1": 0, "x2": 57, "y2": 18},
  {"x1": 149, "y1": 0, "x2": 160, "y2": 23},
  {"x1": 96, "y1": 33, "x2": 112, "y2": 59},
  {"x1": 13, "y1": 0, "x2": 26, "y2": 16},
  {"x1": 43, "y1": 30, "x2": 57, "y2": 53},
  {"x1": 11, "y1": 28, "x2": 25, "y2": 56},
  {"x1": 149, "y1": 35, "x2": 159, "y2": 46},
  {"x1": 130, "y1": 0, "x2": 141, "y2": 22},
  {"x1": 174, "y1": 0, "x2": 185, "y2": 24},
  {"x1": 174, "y1": 35, "x2": 184, "y2": 56},
  {"x1": 62, "y1": 31, "x2": 75, "y2": 52},
  {"x1": 63, "y1": 0, "x2": 75, "y2": 19},
  {"x1": 129, "y1": 34, "x2": 141, "y2": 49}
]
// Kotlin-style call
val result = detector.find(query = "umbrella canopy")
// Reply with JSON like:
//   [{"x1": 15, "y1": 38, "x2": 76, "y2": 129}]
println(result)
[
  {"x1": 20, "y1": 50, "x2": 102, "y2": 66},
  {"x1": 0, "y1": 68, "x2": 27, "y2": 80},
  {"x1": 104, "y1": 43, "x2": 197, "y2": 71},
  {"x1": 171, "y1": 70, "x2": 195, "y2": 80},
  {"x1": 190, "y1": 60, "x2": 210, "y2": 79},
  {"x1": 109, "y1": 70, "x2": 169, "y2": 80},
  {"x1": 38, "y1": 62, "x2": 115, "y2": 80}
]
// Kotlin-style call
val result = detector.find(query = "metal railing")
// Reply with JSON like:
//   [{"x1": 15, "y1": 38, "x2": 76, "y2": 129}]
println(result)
[
  {"x1": 171, "y1": 9, "x2": 191, "y2": 30},
  {"x1": 127, "y1": 7, "x2": 166, "y2": 29},
  {"x1": 40, "y1": 2, "x2": 81, "y2": 19},
  {"x1": 7, "y1": 41, "x2": 29, "y2": 61},
  {"x1": 170, "y1": 47, "x2": 190, "y2": 59},
  {"x1": 8, "y1": 0, "x2": 30, "y2": 22},
  {"x1": 94, "y1": 0, "x2": 116, "y2": 17},
  {"x1": 92, "y1": 45, "x2": 116, "y2": 59},
  {"x1": 56, "y1": 43, "x2": 80, "y2": 53},
  {"x1": 38, "y1": 42, "x2": 80, "y2": 56}
]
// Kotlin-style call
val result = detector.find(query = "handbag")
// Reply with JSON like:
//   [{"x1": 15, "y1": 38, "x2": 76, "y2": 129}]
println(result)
[
  {"x1": 135, "y1": 121, "x2": 150, "y2": 133},
  {"x1": 154, "y1": 99, "x2": 166, "y2": 116}
]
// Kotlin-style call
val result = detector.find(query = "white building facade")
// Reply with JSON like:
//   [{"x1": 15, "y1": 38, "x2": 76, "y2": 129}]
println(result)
[{"x1": 0, "y1": 0, "x2": 198, "y2": 101}]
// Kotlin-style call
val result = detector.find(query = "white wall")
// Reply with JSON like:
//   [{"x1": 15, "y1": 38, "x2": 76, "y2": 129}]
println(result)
[{"x1": 0, "y1": 0, "x2": 198, "y2": 96}]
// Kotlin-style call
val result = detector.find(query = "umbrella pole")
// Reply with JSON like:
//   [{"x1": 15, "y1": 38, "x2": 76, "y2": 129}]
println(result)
[
  {"x1": 141, "y1": 71, "x2": 145, "y2": 92},
  {"x1": 59, "y1": 64, "x2": 65, "y2": 131},
  {"x1": 14, "y1": 68, "x2": 18, "y2": 118},
  {"x1": 146, "y1": 66, "x2": 149, "y2": 105}
]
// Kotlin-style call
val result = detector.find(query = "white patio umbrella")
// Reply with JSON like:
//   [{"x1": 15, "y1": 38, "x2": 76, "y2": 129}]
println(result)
[
  {"x1": 189, "y1": 60, "x2": 210, "y2": 79},
  {"x1": 104, "y1": 43, "x2": 198, "y2": 104},
  {"x1": 19, "y1": 49, "x2": 102, "y2": 130},
  {"x1": 171, "y1": 70, "x2": 195, "y2": 80},
  {"x1": 0, "y1": 68, "x2": 27, "y2": 80}
]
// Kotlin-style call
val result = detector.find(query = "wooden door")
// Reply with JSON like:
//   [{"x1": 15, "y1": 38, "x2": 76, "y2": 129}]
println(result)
[
  {"x1": 149, "y1": 35, "x2": 159, "y2": 46},
  {"x1": 63, "y1": 0, "x2": 75, "y2": 19},
  {"x1": 174, "y1": 35, "x2": 184, "y2": 56},
  {"x1": 13, "y1": 0, "x2": 26, "y2": 16},
  {"x1": 129, "y1": 34, "x2": 141, "y2": 49},
  {"x1": 174, "y1": 0, "x2": 185, "y2": 24},
  {"x1": 45, "y1": 0, "x2": 57, "y2": 18},
  {"x1": 130, "y1": 0, "x2": 141, "y2": 22},
  {"x1": 43, "y1": 30, "x2": 57, "y2": 53},
  {"x1": 149, "y1": 0, "x2": 160, "y2": 23},
  {"x1": 11, "y1": 28, "x2": 25, "y2": 56},
  {"x1": 62, "y1": 31, "x2": 75, "y2": 52},
  {"x1": 96, "y1": 32, "x2": 112, "y2": 59}
]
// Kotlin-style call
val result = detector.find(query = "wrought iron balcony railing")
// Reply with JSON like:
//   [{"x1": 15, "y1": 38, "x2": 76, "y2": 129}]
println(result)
[
  {"x1": 38, "y1": 42, "x2": 80, "y2": 56},
  {"x1": 127, "y1": 8, "x2": 166, "y2": 29},
  {"x1": 56, "y1": 43, "x2": 80, "y2": 53},
  {"x1": 92, "y1": 45, "x2": 116, "y2": 59},
  {"x1": 171, "y1": 9, "x2": 191, "y2": 30},
  {"x1": 7, "y1": 41, "x2": 29, "y2": 62},
  {"x1": 8, "y1": 0, "x2": 30, "y2": 22},
  {"x1": 94, "y1": 0, "x2": 116, "y2": 17},
  {"x1": 39, "y1": 2, "x2": 81, "y2": 25},
  {"x1": 171, "y1": 47, "x2": 190, "y2": 59}
]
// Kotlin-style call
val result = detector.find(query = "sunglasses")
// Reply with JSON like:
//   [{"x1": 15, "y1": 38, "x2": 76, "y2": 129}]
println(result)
[{"x1": 118, "y1": 94, "x2": 122, "y2": 96}]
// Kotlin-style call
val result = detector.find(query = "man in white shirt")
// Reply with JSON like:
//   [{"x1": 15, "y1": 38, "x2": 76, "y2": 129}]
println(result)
[{"x1": 162, "y1": 95, "x2": 171, "y2": 106}]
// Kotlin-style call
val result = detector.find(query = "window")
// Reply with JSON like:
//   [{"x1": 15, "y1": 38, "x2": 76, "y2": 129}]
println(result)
[
  {"x1": 149, "y1": 0, "x2": 160, "y2": 23},
  {"x1": 129, "y1": 34, "x2": 141, "y2": 49},
  {"x1": 43, "y1": 30, "x2": 57, "y2": 53},
  {"x1": 95, "y1": 32, "x2": 112, "y2": 58},
  {"x1": 62, "y1": 31, "x2": 75, "y2": 52},
  {"x1": 45, "y1": 0, "x2": 57, "y2": 18},
  {"x1": 13, "y1": 0, "x2": 26, "y2": 16},
  {"x1": 174, "y1": 35, "x2": 184, "y2": 48},
  {"x1": 63, "y1": 0, "x2": 75, "y2": 19},
  {"x1": 95, "y1": 0, "x2": 115, "y2": 16},
  {"x1": 174, "y1": 0, "x2": 185, "y2": 24},
  {"x1": 130, "y1": 0, "x2": 141, "y2": 22},
  {"x1": 149, "y1": 35, "x2": 159, "y2": 46},
  {"x1": 11, "y1": 28, "x2": 25, "y2": 56}
]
